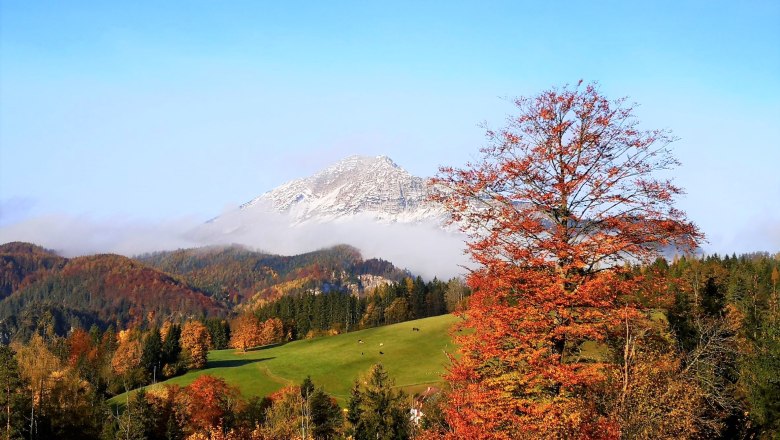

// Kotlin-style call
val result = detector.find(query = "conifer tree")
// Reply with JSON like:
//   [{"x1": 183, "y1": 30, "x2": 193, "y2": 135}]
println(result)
[
  {"x1": 140, "y1": 328, "x2": 162, "y2": 383},
  {"x1": 347, "y1": 364, "x2": 411, "y2": 440},
  {"x1": 0, "y1": 345, "x2": 27, "y2": 440},
  {"x1": 160, "y1": 323, "x2": 182, "y2": 377}
]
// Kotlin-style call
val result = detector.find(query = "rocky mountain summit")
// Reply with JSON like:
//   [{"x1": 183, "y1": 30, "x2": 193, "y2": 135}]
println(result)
[{"x1": 240, "y1": 155, "x2": 444, "y2": 224}]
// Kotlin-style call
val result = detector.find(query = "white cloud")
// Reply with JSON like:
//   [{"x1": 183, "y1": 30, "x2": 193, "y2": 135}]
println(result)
[{"x1": 0, "y1": 206, "x2": 470, "y2": 280}]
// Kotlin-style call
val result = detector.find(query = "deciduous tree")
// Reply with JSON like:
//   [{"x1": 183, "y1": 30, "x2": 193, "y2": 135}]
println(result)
[
  {"x1": 262, "y1": 386, "x2": 304, "y2": 439},
  {"x1": 260, "y1": 317, "x2": 284, "y2": 346},
  {"x1": 432, "y1": 82, "x2": 701, "y2": 438},
  {"x1": 180, "y1": 375, "x2": 240, "y2": 434},
  {"x1": 180, "y1": 321, "x2": 211, "y2": 370},
  {"x1": 13, "y1": 334, "x2": 61, "y2": 439},
  {"x1": 384, "y1": 298, "x2": 410, "y2": 324},
  {"x1": 111, "y1": 336, "x2": 141, "y2": 379},
  {"x1": 229, "y1": 314, "x2": 262, "y2": 352}
]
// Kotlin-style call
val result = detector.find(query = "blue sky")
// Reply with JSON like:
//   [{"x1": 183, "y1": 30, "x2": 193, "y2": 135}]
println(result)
[{"x1": 1, "y1": 1, "x2": 779, "y2": 256}]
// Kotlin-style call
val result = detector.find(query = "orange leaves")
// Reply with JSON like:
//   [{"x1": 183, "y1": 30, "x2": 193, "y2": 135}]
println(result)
[
  {"x1": 229, "y1": 315, "x2": 285, "y2": 352},
  {"x1": 229, "y1": 314, "x2": 262, "y2": 352},
  {"x1": 181, "y1": 320, "x2": 211, "y2": 369},
  {"x1": 260, "y1": 317, "x2": 285, "y2": 345},
  {"x1": 112, "y1": 337, "x2": 141, "y2": 377},
  {"x1": 182, "y1": 375, "x2": 240, "y2": 433},
  {"x1": 146, "y1": 376, "x2": 242, "y2": 437},
  {"x1": 432, "y1": 82, "x2": 702, "y2": 438}
]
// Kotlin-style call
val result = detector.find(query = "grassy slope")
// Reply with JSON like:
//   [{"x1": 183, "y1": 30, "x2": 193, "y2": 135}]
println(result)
[{"x1": 110, "y1": 314, "x2": 458, "y2": 406}]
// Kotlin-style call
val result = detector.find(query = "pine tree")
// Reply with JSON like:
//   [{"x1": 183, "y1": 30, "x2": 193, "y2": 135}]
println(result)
[
  {"x1": 0, "y1": 345, "x2": 27, "y2": 440},
  {"x1": 347, "y1": 364, "x2": 411, "y2": 440},
  {"x1": 160, "y1": 323, "x2": 182, "y2": 377},
  {"x1": 204, "y1": 319, "x2": 231, "y2": 350},
  {"x1": 140, "y1": 328, "x2": 162, "y2": 383},
  {"x1": 346, "y1": 380, "x2": 364, "y2": 439},
  {"x1": 310, "y1": 387, "x2": 342, "y2": 440},
  {"x1": 117, "y1": 390, "x2": 154, "y2": 440}
]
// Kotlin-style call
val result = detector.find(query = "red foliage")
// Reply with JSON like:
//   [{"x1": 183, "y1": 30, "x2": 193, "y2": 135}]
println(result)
[
  {"x1": 432, "y1": 82, "x2": 702, "y2": 438},
  {"x1": 0, "y1": 242, "x2": 66, "y2": 298},
  {"x1": 182, "y1": 375, "x2": 240, "y2": 433},
  {"x1": 66, "y1": 328, "x2": 95, "y2": 366}
]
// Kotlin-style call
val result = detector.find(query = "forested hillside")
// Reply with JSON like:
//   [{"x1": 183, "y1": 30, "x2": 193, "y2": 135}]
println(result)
[
  {"x1": 252, "y1": 276, "x2": 467, "y2": 339},
  {"x1": 0, "y1": 243, "x2": 417, "y2": 343},
  {"x1": 0, "y1": 252, "x2": 225, "y2": 341},
  {"x1": 137, "y1": 244, "x2": 409, "y2": 303},
  {"x1": 1, "y1": 252, "x2": 775, "y2": 439},
  {"x1": 0, "y1": 242, "x2": 67, "y2": 299},
  {"x1": 653, "y1": 253, "x2": 780, "y2": 437}
]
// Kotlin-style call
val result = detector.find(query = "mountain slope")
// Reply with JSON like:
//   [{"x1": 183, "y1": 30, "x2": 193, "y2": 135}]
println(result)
[
  {"x1": 239, "y1": 155, "x2": 443, "y2": 224},
  {"x1": 137, "y1": 244, "x2": 408, "y2": 303},
  {"x1": 0, "y1": 242, "x2": 67, "y2": 300},
  {"x1": 0, "y1": 247, "x2": 225, "y2": 339},
  {"x1": 195, "y1": 155, "x2": 466, "y2": 280},
  {"x1": 111, "y1": 314, "x2": 457, "y2": 406}
]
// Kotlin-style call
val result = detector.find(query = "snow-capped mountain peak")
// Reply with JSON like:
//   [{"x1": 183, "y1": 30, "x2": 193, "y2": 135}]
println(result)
[{"x1": 240, "y1": 155, "x2": 442, "y2": 224}]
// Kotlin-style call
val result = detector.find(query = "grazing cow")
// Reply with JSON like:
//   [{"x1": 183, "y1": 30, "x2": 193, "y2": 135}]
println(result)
[
  {"x1": 412, "y1": 327, "x2": 420, "y2": 332},
  {"x1": 358, "y1": 339, "x2": 364, "y2": 344},
  {"x1": 379, "y1": 351, "x2": 384, "y2": 355},
  {"x1": 379, "y1": 343, "x2": 384, "y2": 347},
  {"x1": 361, "y1": 352, "x2": 364, "y2": 355}
]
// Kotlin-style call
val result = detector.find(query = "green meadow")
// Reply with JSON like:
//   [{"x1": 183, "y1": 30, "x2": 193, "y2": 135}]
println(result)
[{"x1": 110, "y1": 314, "x2": 459, "y2": 406}]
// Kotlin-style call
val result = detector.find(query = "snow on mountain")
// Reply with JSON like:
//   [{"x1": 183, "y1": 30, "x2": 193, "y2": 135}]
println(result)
[
  {"x1": 193, "y1": 155, "x2": 467, "y2": 279},
  {"x1": 239, "y1": 155, "x2": 445, "y2": 224}
]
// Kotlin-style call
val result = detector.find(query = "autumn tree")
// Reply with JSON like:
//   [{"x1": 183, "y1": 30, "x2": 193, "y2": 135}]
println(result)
[
  {"x1": 432, "y1": 82, "x2": 702, "y2": 438},
  {"x1": 44, "y1": 367, "x2": 102, "y2": 439},
  {"x1": 444, "y1": 278, "x2": 470, "y2": 312},
  {"x1": 229, "y1": 314, "x2": 262, "y2": 352},
  {"x1": 262, "y1": 386, "x2": 304, "y2": 439},
  {"x1": 180, "y1": 375, "x2": 241, "y2": 435},
  {"x1": 181, "y1": 321, "x2": 211, "y2": 370},
  {"x1": 384, "y1": 297, "x2": 411, "y2": 324},
  {"x1": 66, "y1": 328, "x2": 94, "y2": 368},
  {"x1": 260, "y1": 317, "x2": 285, "y2": 346},
  {"x1": 111, "y1": 332, "x2": 142, "y2": 380},
  {"x1": 143, "y1": 384, "x2": 186, "y2": 439},
  {"x1": 601, "y1": 313, "x2": 717, "y2": 439},
  {"x1": 13, "y1": 334, "x2": 61, "y2": 439}
]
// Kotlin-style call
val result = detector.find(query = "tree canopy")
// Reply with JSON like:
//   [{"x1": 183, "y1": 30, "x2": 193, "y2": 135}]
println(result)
[{"x1": 432, "y1": 81, "x2": 703, "y2": 438}]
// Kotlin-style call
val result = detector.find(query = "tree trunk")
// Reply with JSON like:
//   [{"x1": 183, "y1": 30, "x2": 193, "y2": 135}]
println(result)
[{"x1": 6, "y1": 384, "x2": 10, "y2": 440}]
